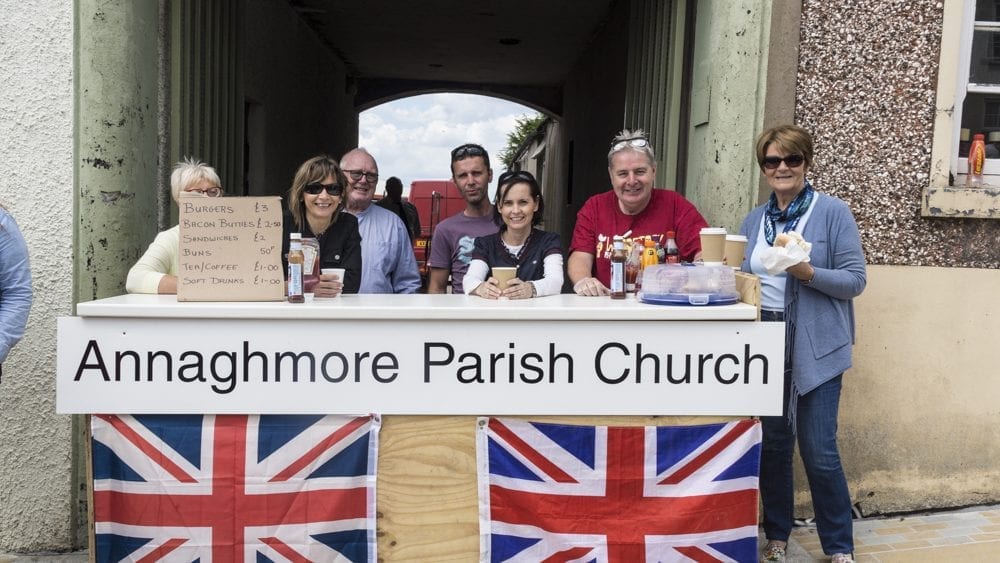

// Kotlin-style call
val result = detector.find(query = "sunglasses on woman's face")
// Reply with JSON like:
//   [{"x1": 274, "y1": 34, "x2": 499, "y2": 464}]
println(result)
[
  {"x1": 304, "y1": 182, "x2": 344, "y2": 196},
  {"x1": 497, "y1": 170, "x2": 535, "y2": 187},
  {"x1": 761, "y1": 154, "x2": 805, "y2": 170}
]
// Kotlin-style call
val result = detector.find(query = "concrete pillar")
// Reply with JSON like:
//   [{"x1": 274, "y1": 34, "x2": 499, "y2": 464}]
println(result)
[{"x1": 76, "y1": 0, "x2": 161, "y2": 302}]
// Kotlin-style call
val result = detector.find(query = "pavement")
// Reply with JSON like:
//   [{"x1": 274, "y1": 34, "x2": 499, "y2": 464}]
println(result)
[
  {"x1": 764, "y1": 502, "x2": 1000, "y2": 562},
  {"x1": 3, "y1": 504, "x2": 998, "y2": 561}
]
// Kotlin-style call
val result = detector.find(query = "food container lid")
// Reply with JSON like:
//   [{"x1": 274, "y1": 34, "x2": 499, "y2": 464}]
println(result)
[
  {"x1": 638, "y1": 263, "x2": 738, "y2": 306},
  {"x1": 640, "y1": 292, "x2": 739, "y2": 306}
]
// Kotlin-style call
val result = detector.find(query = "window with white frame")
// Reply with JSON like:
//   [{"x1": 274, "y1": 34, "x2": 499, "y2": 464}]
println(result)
[
  {"x1": 925, "y1": 0, "x2": 1000, "y2": 217},
  {"x1": 955, "y1": 0, "x2": 1000, "y2": 178}
]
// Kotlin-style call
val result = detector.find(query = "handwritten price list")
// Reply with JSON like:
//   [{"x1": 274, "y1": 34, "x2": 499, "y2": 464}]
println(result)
[{"x1": 177, "y1": 196, "x2": 284, "y2": 301}]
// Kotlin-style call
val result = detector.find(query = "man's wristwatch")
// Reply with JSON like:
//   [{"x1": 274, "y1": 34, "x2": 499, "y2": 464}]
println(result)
[{"x1": 529, "y1": 281, "x2": 537, "y2": 298}]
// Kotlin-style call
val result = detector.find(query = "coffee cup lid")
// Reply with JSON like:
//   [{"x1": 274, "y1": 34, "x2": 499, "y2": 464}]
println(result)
[
  {"x1": 700, "y1": 227, "x2": 727, "y2": 235},
  {"x1": 726, "y1": 234, "x2": 747, "y2": 242}
]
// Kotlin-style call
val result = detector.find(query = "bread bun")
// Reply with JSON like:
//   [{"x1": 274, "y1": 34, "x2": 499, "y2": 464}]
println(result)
[{"x1": 775, "y1": 231, "x2": 805, "y2": 248}]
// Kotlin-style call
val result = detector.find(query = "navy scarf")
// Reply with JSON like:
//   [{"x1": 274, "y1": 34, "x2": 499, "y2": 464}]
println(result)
[{"x1": 764, "y1": 180, "x2": 814, "y2": 246}]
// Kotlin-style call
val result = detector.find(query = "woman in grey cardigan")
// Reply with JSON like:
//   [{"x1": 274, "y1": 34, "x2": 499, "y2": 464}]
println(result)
[{"x1": 740, "y1": 125, "x2": 866, "y2": 563}]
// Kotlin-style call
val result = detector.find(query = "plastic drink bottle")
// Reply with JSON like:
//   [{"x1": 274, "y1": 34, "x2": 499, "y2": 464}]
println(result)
[
  {"x1": 287, "y1": 233, "x2": 305, "y2": 303},
  {"x1": 610, "y1": 236, "x2": 626, "y2": 300},
  {"x1": 642, "y1": 239, "x2": 658, "y2": 268},
  {"x1": 665, "y1": 231, "x2": 680, "y2": 263},
  {"x1": 968, "y1": 133, "x2": 985, "y2": 187}
]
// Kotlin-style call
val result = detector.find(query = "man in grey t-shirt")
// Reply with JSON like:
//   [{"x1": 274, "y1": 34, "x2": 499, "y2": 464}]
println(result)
[{"x1": 427, "y1": 143, "x2": 499, "y2": 294}]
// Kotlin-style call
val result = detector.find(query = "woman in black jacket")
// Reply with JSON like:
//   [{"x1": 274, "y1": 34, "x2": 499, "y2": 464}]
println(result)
[{"x1": 281, "y1": 155, "x2": 363, "y2": 295}]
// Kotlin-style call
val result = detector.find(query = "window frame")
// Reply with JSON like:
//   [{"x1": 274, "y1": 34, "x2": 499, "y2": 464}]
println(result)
[{"x1": 924, "y1": 0, "x2": 1000, "y2": 218}]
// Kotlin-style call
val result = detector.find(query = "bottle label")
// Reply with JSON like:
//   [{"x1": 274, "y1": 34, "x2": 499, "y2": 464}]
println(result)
[
  {"x1": 971, "y1": 142, "x2": 986, "y2": 176},
  {"x1": 610, "y1": 262, "x2": 625, "y2": 294},
  {"x1": 288, "y1": 264, "x2": 303, "y2": 297},
  {"x1": 643, "y1": 248, "x2": 658, "y2": 267},
  {"x1": 302, "y1": 246, "x2": 318, "y2": 275}
]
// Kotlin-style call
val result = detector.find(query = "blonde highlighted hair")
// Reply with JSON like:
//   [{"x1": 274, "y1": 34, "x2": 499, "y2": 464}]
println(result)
[{"x1": 170, "y1": 158, "x2": 221, "y2": 203}]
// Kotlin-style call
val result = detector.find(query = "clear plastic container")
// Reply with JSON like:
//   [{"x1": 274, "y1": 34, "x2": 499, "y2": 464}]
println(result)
[{"x1": 637, "y1": 263, "x2": 739, "y2": 306}]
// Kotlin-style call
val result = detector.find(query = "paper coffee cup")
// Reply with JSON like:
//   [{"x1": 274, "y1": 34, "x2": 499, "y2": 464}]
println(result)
[
  {"x1": 319, "y1": 268, "x2": 346, "y2": 299},
  {"x1": 492, "y1": 267, "x2": 517, "y2": 289},
  {"x1": 699, "y1": 227, "x2": 727, "y2": 265},
  {"x1": 724, "y1": 234, "x2": 748, "y2": 268}
]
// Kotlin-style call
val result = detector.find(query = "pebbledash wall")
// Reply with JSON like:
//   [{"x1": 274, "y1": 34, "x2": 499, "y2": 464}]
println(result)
[
  {"x1": 0, "y1": 0, "x2": 80, "y2": 551},
  {"x1": 793, "y1": 0, "x2": 1000, "y2": 515}
]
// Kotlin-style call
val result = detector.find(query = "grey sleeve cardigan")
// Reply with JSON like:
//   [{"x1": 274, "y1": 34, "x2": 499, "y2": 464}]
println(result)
[{"x1": 739, "y1": 192, "x2": 867, "y2": 395}]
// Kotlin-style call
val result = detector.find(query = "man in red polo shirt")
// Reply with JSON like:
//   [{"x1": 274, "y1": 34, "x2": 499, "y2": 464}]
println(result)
[{"x1": 568, "y1": 129, "x2": 708, "y2": 296}]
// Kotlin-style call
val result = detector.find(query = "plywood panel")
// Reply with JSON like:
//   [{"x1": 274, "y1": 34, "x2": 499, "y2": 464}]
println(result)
[
  {"x1": 735, "y1": 271, "x2": 761, "y2": 320},
  {"x1": 375, "y1": 414, "x2": 738, "y2": 561}
]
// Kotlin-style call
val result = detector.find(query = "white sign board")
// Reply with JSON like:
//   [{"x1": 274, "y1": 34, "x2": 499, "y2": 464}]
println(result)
[{"x1": 57, "y1": 317, "x2": 785, "y2": 415}]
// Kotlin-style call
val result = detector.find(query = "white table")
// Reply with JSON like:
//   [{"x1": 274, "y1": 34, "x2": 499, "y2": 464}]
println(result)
[{"x1": 60, "y1": 294, "x2": 780, "y2": 415}]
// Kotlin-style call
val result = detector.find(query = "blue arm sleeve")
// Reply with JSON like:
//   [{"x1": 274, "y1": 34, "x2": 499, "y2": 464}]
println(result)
[{"x1": 0, "y1": 211, "x2": 33, "y2": 363}]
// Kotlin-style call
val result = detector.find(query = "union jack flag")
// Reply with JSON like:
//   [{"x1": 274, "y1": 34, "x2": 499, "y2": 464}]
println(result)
[
  {"x1": 476, "y1": 418, "x2": 762, "y2": 563},
  {"x1": 91, "y1": 414, "x2": 379, "y2": 562}
]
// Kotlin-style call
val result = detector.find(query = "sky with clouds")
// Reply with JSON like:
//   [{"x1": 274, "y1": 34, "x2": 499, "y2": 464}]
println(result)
[{"x1": 358, "y1": 93, "x2": 537, "y2": 196}]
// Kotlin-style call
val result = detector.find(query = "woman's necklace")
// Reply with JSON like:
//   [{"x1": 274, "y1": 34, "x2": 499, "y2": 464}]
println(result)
[{"x1": 501, "y1": 229, "x2": 532, "y2": 263}]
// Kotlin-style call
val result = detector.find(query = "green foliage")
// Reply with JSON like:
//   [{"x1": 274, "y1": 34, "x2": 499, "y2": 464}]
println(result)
[{"x1": 498, "y1": 113, "x2": 547, "y2": 170}]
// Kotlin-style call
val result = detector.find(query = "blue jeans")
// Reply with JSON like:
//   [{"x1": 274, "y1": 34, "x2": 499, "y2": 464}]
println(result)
[{"x1": 760, "y1": 374, "x2": 854, "y2": 555}]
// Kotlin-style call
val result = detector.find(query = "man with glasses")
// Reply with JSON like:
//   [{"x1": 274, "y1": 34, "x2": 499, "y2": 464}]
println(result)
[
  {"x1": 341, "y1": 148, "x2": 421, "y2": 294},
  {"x1": 427, "y1": 143, "x2": 500, "y2": 294},
  {"x1": 568, "y1": 129, "x2": 708, "y2": 296}
]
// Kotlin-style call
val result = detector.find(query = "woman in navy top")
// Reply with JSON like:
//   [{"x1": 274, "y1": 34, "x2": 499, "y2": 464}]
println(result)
[{"x1": 465, "y1": 171, "x2": 563, "y2": 299}]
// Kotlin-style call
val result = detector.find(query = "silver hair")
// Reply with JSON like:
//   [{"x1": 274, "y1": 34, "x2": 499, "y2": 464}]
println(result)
[
  {"x1": 170, "y1": 157, "x2": 221, "y2": 203},
  {"x1": 340, "y1": 147, "x2": 376, "y2": 169},
  {"x1": 607, "y1": 128, "x2": 656, "y2": 167}
]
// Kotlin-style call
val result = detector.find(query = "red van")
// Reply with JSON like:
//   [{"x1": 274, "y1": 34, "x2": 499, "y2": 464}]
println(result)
[{"x1": 407, "y1": 180, "x2": 467, "y2": 284}]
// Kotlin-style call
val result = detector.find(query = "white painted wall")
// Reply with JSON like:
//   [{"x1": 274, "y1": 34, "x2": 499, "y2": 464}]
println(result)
[{"x1": 0, "y1": 0, "x2": 79, "y2": 551}]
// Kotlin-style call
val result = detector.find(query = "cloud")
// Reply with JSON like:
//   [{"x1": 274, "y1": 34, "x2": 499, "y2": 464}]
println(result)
[{"x1": 359, "y1": 93, "x2": 537, "y2": 195}]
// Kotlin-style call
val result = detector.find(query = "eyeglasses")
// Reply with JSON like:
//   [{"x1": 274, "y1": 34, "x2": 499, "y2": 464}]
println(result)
[
  {"x1": 610, "y1": 137, "x2": 649, "y2": 152},
  {"x1": 304, "y1": 182, "x2": 344, "y2": 196},
  {"x1": 497, "y1": 170, "x2": 535, "y2": 187},
  {"x1": 343, "y1": 169, "x2": 379, "y2": 184},
  {"x1": 451, "y1": 143, "x2": 486, "y2": 161},
  {"x1": 185, "y1": 186, "x2": 223, "y2": 197},
  {"x1": 761, "y1": 154, "x2": 805, "y2": 170}
]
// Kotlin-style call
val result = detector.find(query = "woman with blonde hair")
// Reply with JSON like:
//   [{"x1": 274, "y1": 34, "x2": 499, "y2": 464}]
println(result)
[{"x1": 126, "y1": 158, "x2": 222, "y2": 294}]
